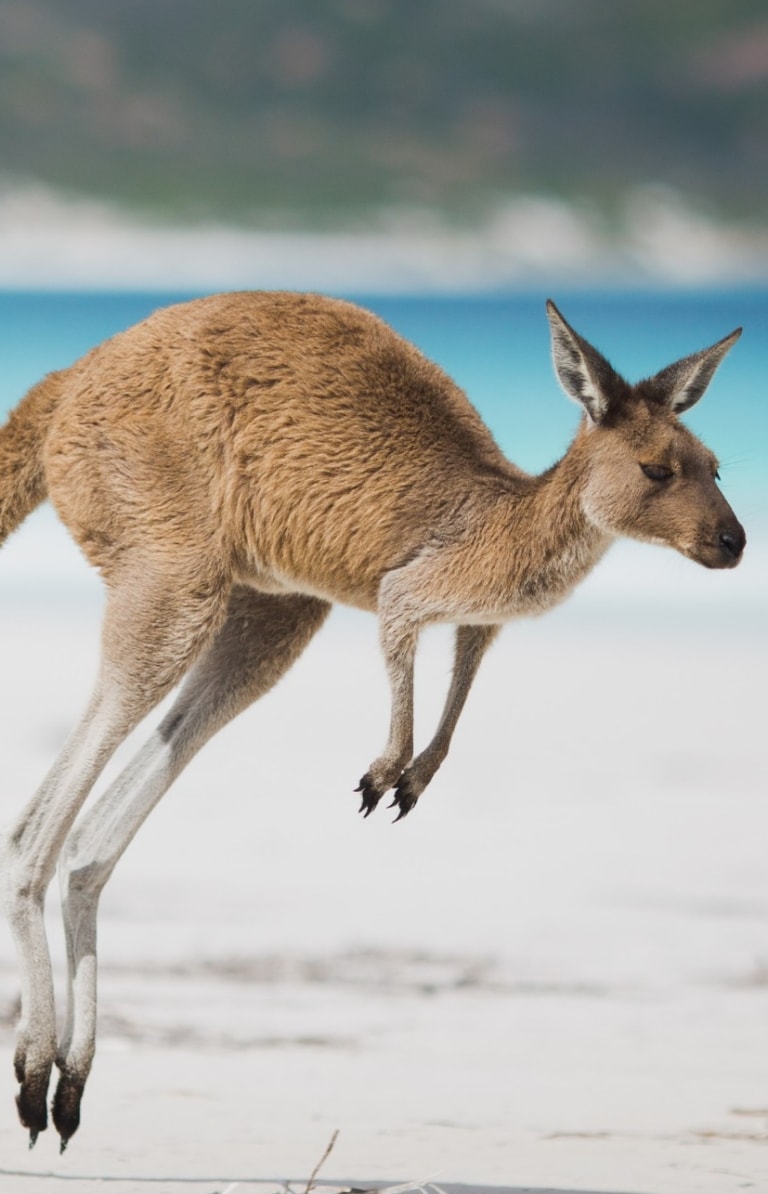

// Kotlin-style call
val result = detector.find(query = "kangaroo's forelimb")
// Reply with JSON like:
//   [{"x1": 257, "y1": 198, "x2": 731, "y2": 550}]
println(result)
[{"x1": 357, "y1": 620, "x2": 500, "y2": 820}]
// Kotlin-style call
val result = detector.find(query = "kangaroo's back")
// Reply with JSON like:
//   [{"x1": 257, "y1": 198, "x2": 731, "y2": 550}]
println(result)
[{"x1": 42, "y1": 292, "x2": 520, "y2": 604}]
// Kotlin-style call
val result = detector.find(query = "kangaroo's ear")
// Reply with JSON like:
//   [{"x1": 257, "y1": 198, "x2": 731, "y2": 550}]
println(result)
[
  {"x1": 648, "y1": 327, "x2": 742, "y2": 414},
  {"x1": 545, "y1": 299, "x2": 623, "y2": 425}
]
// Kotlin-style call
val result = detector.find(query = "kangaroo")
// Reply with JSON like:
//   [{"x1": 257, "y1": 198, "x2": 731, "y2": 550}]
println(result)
[{"x1": 0, "y1": 292, "x2": 743, "y2": 1149}]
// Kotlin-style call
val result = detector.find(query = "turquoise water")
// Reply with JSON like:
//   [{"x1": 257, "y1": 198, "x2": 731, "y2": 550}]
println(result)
[{"x1": 0, "y1": 288, "x2": 763, "y2": 519}]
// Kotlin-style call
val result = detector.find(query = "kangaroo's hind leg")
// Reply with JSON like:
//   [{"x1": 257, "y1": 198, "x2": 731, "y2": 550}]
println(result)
[
  {"x1": 3, "y1": 560, "x2": 229, "y2": 1145},
  {"x1": 53, "y1": 588, "x2": 330, "y2": 1147}
]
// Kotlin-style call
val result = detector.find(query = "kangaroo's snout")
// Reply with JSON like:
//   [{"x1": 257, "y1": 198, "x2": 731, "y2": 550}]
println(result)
[{"x1": 717, "y1": 522, "x2": 746, "y2": 567}]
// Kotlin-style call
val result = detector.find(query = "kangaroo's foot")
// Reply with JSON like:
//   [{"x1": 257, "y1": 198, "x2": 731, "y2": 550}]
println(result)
[
  {"x1": 52, "y1": 1065, "x2": 84, "y2": 1151},
  {"x1": 14, "y1": 1041, "x2": 52, "y2": 1146}
]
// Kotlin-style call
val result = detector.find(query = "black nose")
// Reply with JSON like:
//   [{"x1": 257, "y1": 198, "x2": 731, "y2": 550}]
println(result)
[{"x1": 719, "y1": 526, "x2": 746, "y2": 559}]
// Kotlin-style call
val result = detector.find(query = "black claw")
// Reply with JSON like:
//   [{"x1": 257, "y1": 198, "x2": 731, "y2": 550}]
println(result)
[
  {"x1": 52, "y1": 1071, "x2": 83, "y2": 1146},
  {"x1": 16, "y1": 1079, "x2": 49, "y2": 1142},
  {"x1": 355, "y1": 777, "x2": 383, "y2": 817},
  {"x1": 390, "y1": 780, "x2": 418, "y2": 822}
]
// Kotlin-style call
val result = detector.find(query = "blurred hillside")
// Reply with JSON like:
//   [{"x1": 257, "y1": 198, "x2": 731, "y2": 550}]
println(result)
[{"x1": 1, "y1": 0, "x2": 767, "y2": 228}]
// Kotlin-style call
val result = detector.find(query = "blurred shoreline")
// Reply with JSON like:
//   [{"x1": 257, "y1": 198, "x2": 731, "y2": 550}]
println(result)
[{"x1": 2, "y1": 183, "x2": 768, "y2": 294}]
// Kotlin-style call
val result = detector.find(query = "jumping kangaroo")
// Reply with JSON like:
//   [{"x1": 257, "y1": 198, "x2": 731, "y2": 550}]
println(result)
[{"x1": 0, "y1": 292, "x2": 744, "y2": 1149}]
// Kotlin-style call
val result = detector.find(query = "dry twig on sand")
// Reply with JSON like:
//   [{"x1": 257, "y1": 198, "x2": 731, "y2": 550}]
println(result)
[{"x1": 304, "y1": 1129, "x2": 340, "y2": 1194}]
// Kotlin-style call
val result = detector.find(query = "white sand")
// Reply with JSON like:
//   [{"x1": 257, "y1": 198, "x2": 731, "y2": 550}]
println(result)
[{"x1": 0, "y1": 510, "x2": 766, "y2": 1194}]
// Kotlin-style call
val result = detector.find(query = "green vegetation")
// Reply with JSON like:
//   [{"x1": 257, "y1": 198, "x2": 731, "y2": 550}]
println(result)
[{"x1": 0, "y1": 0, "x2": 766, "y2": 225}]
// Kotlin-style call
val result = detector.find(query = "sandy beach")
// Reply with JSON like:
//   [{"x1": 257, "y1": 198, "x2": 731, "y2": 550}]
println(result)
[{"x1": 0, "y1": 510, "x2": 766, "y2": 1194}]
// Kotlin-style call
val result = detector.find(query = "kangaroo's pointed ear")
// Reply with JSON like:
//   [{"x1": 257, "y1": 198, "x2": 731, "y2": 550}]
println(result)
[
  {"x1": 545, "y1": 299, "x2": 623, "y2": 425},
  {"x1": 650, "y1": 327, "x2": 742, "y2": 414}
]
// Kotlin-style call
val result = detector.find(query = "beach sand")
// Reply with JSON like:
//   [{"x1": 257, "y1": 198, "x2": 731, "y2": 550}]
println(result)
[{"x1": 0, "y1": 511, "x2": 766, "y2": 1194}]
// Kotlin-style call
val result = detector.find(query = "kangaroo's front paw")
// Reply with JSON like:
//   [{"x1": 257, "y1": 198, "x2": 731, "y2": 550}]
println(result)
[
  {"x1": 355, "y1": 775, "x2": 384, "y2": 817},
  {"x1": 388, "y1": 771, "x2": 421, "y2": 821},
  {"x1": 356, "y1": 750, "x2": 414, "y2": 818}
]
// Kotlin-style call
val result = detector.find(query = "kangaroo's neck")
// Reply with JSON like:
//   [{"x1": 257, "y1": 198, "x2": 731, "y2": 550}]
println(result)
[{"x1": 490, "y1": 430, "x2": 613, "y2": 617}]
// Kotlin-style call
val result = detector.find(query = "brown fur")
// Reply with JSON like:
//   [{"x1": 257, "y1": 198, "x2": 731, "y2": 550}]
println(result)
[{"x1": 0, "y1": 291, "x2": 744, "y2": 1147}]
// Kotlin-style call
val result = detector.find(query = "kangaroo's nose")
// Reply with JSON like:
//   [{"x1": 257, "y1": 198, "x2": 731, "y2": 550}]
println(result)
[{"x1": 719, "y1": 526, "x2": 746, "y2": 560}]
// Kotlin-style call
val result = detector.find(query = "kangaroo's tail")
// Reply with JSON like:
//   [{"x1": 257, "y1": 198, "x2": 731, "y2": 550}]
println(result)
[{"x1": 0, "y1": 371, "x2": 62, "y2": 545}]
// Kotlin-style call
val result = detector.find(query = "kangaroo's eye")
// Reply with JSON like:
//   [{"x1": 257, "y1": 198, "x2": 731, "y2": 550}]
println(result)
[{"x1": 640, "y1": 463, "x2": 674, "y2": 482}]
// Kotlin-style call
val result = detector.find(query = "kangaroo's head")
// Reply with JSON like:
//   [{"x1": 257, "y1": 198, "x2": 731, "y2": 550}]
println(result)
[{"x1": 546, "y1": 300, "x2": 745, "y2": 570}]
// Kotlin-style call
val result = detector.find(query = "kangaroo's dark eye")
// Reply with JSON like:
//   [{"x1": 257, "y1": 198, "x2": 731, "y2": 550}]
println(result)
[{"x1": 640, "y1": 463, "x2": 674, "y2": 482}]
